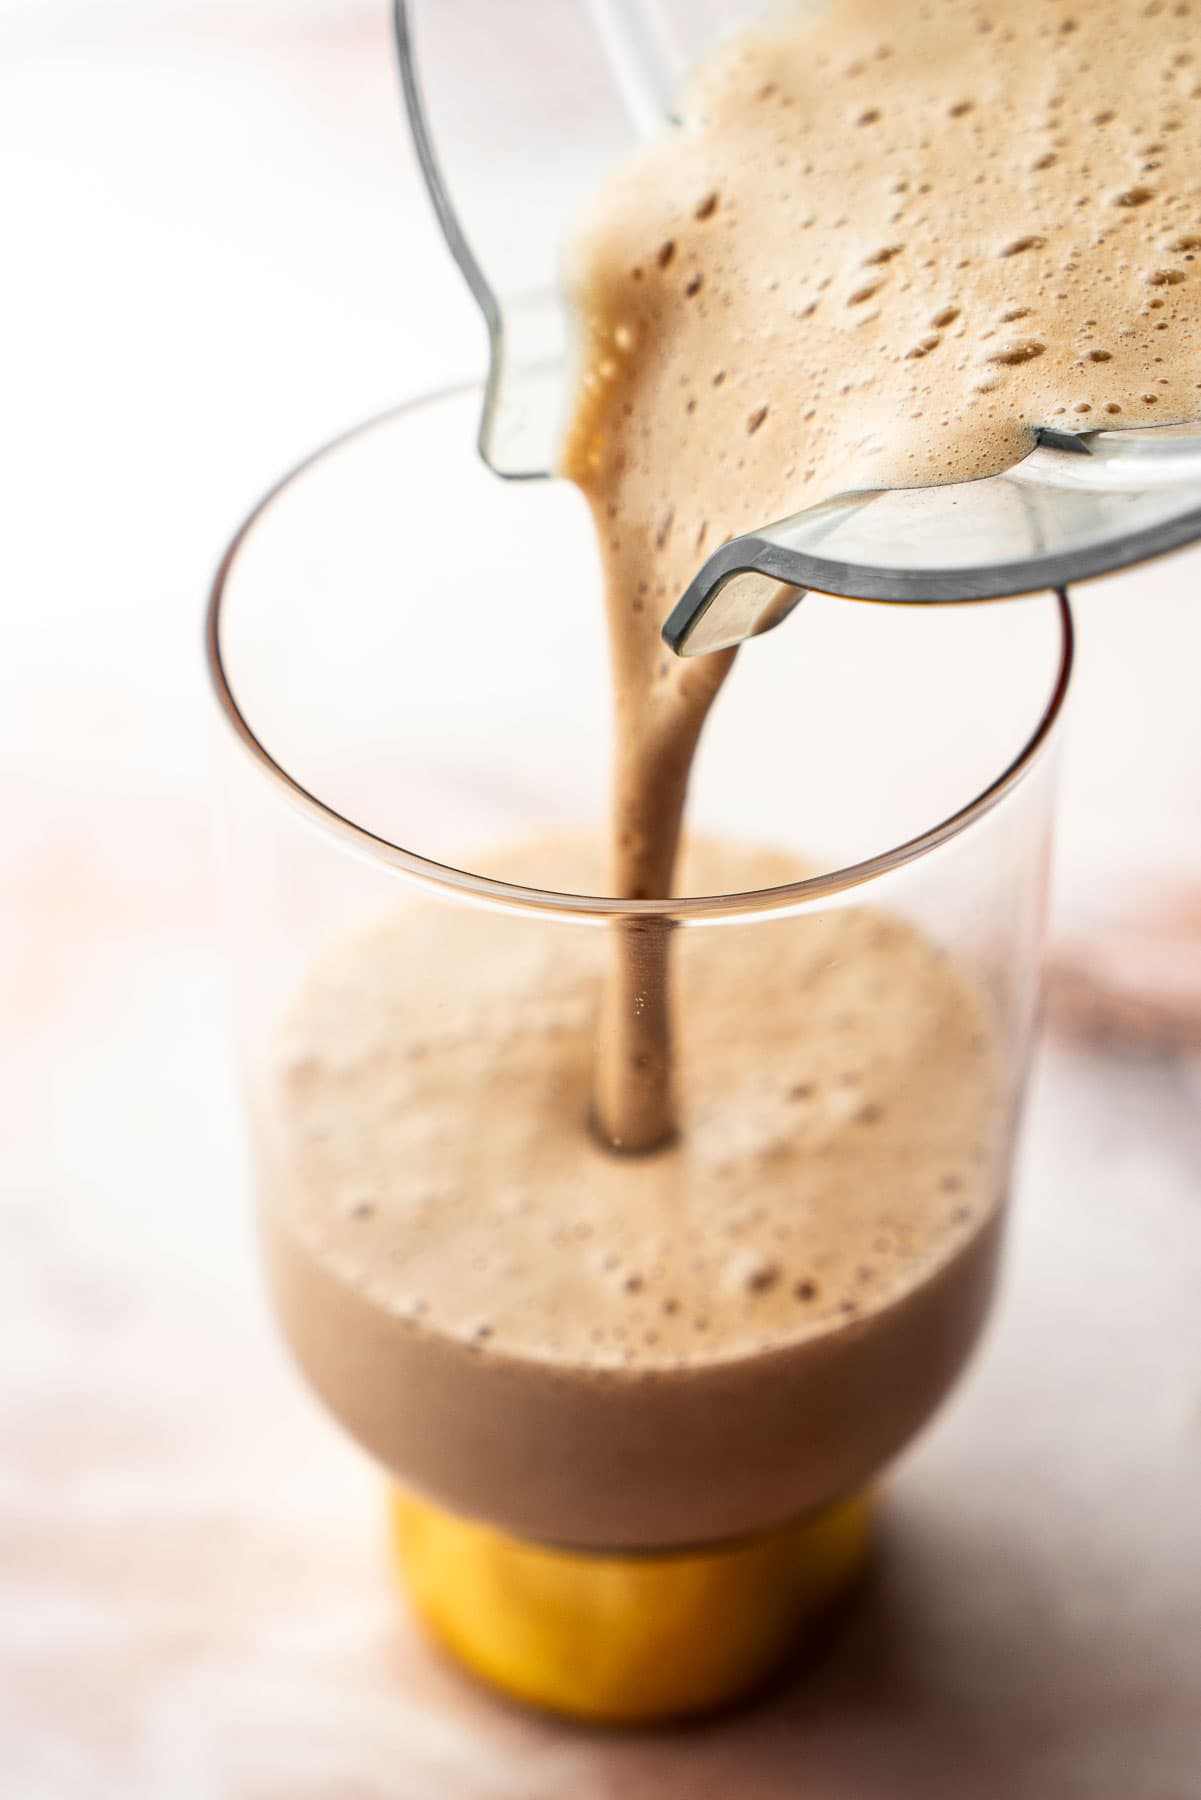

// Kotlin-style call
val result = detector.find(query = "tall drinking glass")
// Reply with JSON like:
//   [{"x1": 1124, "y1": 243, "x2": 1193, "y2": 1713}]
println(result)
[{"x1": 208, "y1": 388, "x2": 1071, "y2": 1724}]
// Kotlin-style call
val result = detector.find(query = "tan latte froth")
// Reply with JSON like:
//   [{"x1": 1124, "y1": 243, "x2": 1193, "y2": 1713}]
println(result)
[{"x1": 262, "y1": 839, "x2": 1009, "y2": 1547}]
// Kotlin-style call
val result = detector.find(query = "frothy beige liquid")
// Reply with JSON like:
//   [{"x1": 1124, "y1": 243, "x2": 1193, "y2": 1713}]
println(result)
[
  {"x1": 563, "y1": 0, "x2": 1201, "y2": 1149},
  {"x1": 264, "y1": 840, "x2": 1005, "y2": 1547},
  {"x1": 262, "y1": 0, "x2": 1201, "y2": 1549}
]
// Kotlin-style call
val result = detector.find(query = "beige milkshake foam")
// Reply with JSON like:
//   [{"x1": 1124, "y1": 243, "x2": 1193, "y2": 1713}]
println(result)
[
  {"x1": 261, "y1": 0, "x2": 1201, "y2": 1555},
  {"x1": 264, "y1": 839, "x2": 1008, "y2": 1549}
]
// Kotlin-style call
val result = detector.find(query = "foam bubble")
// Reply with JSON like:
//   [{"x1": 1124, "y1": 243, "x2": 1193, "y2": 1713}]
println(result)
[
  {"x1": 724, "y1": 1249, "x2": 782, "y2": 1295},
  {"x1": 985, "y1": 338, "x2": 1046, "y2": 364}
]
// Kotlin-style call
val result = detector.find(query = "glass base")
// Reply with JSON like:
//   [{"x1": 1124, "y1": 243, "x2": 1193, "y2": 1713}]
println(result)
[{"x1": 391, "y1": 1487, "x2": 873, "y2": 1725}]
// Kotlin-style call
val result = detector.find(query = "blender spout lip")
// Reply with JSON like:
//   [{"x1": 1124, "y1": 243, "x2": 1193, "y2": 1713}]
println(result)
[
  {"x1": 662, "y1": 535, "x2": 809, "y2": 657},
  {"x1": 1035, "y1": 426, "x2": 1092, "y2": 455},
  {"x1": 663, "y1": 478, "x2": 1201, "y2": 656}
]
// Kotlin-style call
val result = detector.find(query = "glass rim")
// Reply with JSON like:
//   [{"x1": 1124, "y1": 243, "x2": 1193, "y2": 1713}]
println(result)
[{"x1": 206, "y1": 387, "x2": 1075, "y2": 925}]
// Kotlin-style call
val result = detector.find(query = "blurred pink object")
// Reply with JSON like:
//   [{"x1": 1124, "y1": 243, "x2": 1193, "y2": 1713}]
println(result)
[{"x1": 1045, "y1": 890, "x2": 1201, "y2": 1052}]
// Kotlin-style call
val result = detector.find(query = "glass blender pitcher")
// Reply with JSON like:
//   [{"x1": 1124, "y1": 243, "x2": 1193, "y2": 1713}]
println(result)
[{"x1": 397, "y1": 0, "x2": 1201, "y2": 654}]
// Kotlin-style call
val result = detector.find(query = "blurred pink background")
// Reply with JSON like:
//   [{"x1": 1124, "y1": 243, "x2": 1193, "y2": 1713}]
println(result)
[{"x1": 3, "y1": 3, "x2": 1200, "y2": 1795}]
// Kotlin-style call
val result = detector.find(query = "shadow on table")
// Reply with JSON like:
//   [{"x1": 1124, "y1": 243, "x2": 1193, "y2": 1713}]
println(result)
[{"x1": 585, "y1": 1500, "x2": 1190, "y2": 1800}]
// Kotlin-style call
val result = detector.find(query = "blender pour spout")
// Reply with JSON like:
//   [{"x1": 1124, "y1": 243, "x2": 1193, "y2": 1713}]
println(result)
[{"x1": 663, "y1": 424, "x2": 1201, "y2": 656}]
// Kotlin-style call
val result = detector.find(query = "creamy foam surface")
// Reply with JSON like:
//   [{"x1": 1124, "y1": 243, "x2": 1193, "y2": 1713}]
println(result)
[
  {"x1": 275, "y1": 839, "x2": 1003, "y2": 1371},
  {"x1": 265, "y1": 840, "x2": 1008, "y2": 1543}
]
